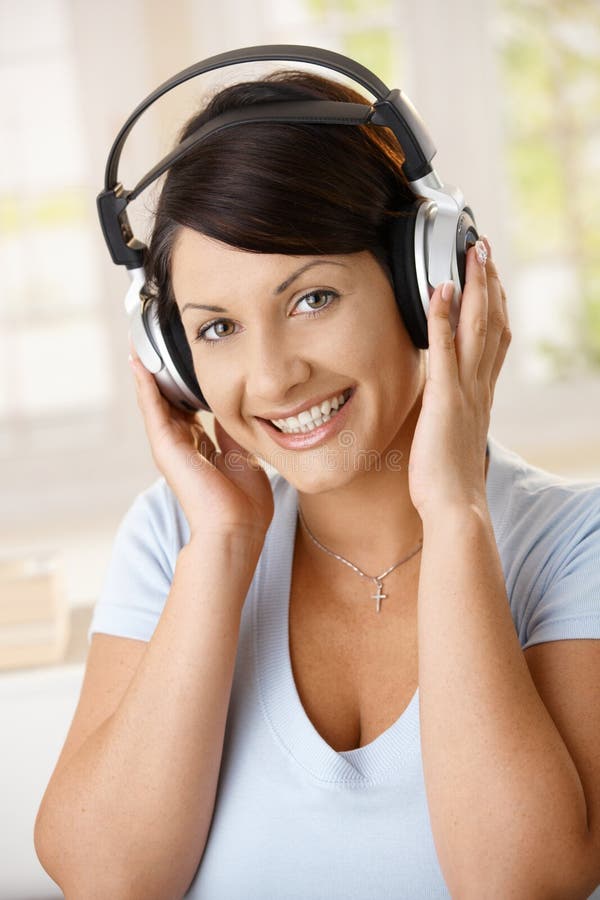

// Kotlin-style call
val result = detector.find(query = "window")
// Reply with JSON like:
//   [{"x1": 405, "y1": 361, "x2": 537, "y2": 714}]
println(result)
[
  {"x1": 495, "y1": 0, "x2": 600, "y2": 379},
  {"x1": 0, "y1": 0, "x2": 112, "y2": 447}
]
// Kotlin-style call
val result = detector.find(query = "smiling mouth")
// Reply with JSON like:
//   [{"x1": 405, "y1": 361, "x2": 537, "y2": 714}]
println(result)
[{"x1": 265, "y1": 387, "x2": 353, "y2": 434}]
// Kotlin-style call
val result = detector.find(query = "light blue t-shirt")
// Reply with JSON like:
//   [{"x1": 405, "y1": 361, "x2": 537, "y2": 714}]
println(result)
[{"x1": 88, "y1": 435, "x2": 600, "y2": 898}]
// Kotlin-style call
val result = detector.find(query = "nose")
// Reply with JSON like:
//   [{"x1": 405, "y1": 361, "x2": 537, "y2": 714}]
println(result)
[{"x1": 244, "y1": 326, "x2": 311, "y2": 408}]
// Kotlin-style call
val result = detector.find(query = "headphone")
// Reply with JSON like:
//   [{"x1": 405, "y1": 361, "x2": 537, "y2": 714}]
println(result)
[{"x1": 97, "y1": 44, "x2": 479, "y2": 413}]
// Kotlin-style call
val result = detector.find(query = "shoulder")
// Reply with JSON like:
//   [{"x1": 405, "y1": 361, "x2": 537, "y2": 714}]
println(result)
[
  {"x1": 119, "y1": 475, "x2": 190, "y2": 560},
  {"x1": 87, "y1": 477, "x2": 187, "y2": 643},
  {"x1": 487, "y1": 436, "x2": 600, "y2": 554},
  {"x1": 487, "y1": 437, "x2": 600, "y2": 646}
]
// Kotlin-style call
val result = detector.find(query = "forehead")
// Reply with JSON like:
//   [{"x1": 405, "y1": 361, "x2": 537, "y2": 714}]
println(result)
[
  {"x1": 172, "y1": 228, "x2": 287, "y2": 285},
  {"x1": 172, "y1": 227, "x2": 257, "y2": 269},
  {"x1": 170, "y1": 227, "x2": 371, "y2": 307}
]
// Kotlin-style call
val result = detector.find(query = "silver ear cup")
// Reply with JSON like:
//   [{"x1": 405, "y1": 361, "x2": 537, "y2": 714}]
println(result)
[
  {"x1": 413, "y1": 200, "x2": 437, "y2": 326},
  {"x1": 414, "y1": 199, "x2": 462, "y2": 336},
  {"x1": 410, "y1": 172, "x2": 478, "y2": 338},
  {"x1": 125, "y1": 267, "x2": 207, "y2": 413}
]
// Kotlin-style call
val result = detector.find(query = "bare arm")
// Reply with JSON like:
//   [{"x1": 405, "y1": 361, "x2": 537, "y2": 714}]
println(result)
[
  {"x1": 35, "y1": 530, "x2": 263, "y2": 900},
  {"x1": 418, "y1": 506, "x2": 596, "y2": 898},
  {"x1": 411, "y1": 245, "x2": 597, "y2": 896}
]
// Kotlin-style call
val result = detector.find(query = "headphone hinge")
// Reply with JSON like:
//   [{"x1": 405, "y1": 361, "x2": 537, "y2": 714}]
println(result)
[
  {"x1": 96, "y1": 188, "x2": 146, "y2": 269},
  {"x1": 371, "y1": 89, "x2": 437, "y2": 182}
]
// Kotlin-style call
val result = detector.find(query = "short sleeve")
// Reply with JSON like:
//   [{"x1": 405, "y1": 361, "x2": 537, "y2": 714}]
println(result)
[
  {"x1": 87, "y1": 477, "x2": 189, "y2": 645},
  {"x1": 522, "y1": 493, "x2": 600, "y2": 649}
]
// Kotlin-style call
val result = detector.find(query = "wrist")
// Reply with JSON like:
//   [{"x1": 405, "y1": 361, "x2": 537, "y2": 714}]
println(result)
[
  {"x1": 183, "y1": 526, "x2": 266, "y2": 568},
  {"x1": 174, "y1": 529, "x2": 266, "y2": 617},
  {"x1": 420, "y1": 498, "x2": 491, "y2": 538}
]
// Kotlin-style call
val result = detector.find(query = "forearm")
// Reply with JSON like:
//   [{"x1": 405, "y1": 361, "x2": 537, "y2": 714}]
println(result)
[
  {"x1": 417, "y1": 503, "x2": 591, "y2": 897},
  {"x1": 36, "y1": 533, "x2": 262, "y2": 900}
]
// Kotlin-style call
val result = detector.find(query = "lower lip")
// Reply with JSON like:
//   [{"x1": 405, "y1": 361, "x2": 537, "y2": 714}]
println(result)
[{"x1": 256, "y1": 389, "x2": 355, "y2": 451}]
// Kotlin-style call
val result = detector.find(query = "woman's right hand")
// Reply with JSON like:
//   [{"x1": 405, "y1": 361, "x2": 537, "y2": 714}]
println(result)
[{"x1": 128, "y1": 341, "x2": 274, "y2": 545}]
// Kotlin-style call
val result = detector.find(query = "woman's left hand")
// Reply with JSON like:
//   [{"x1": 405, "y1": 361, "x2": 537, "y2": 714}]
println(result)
[{"x1": 408, "y1": 237, "x2": 511, "y2": 522}]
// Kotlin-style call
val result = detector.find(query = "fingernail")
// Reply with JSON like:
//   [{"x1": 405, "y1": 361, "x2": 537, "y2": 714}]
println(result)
[
  {"x1": 441, "y1": 281, "x2": 454, "y2": 302},
  {"x1": 479, "y1": 235, "x2": 492, "y2": 259},
  {"x1": 475, "y1": 240, "x2": 488, "y2": 266}
]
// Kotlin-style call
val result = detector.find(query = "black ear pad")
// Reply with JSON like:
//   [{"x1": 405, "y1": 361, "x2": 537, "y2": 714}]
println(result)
[
  {"x1": 388, "y1": 204, "x2": 429, "y2": 349},
  {"x1": 456, "y1": 206, "x2": 479, "y2": 289},
  {"x1": 161, "y1": 304, "x2": 211, "y2": 411}
]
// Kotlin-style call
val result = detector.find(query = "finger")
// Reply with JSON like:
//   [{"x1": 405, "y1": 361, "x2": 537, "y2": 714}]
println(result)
[
  {"x1": 426, "y1": 280, "x2": 459, "y2": 387},
  {"x1": 476, "y1": 236, "x2": 509, "y2": 387},
  {"x1": 128, "y1": 351, "x2": 176, "y2": 441},
  {"x1": 128, "y1": 331, "x2": 139, "y2": 361},
  {"x1": 488, "y1": 253, "x2": 512, "y2": 394},
  {"x1": 192, "y1": 423, "x2": 218, "y2": 466},
  {"x1": 453, "y1": 242, "x2": 488, "y2": 384},
  {"x1": 214, "y1": 418, "x2": 251, "y2": 459},
  {"x1": 213, "y1": 419, "x2": 261, "y2": 474}
]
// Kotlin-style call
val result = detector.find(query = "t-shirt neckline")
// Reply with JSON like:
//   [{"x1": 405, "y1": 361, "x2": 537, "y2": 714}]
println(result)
[{"x1": 253, "y1": 437, "x2": 506, "y2": 784}]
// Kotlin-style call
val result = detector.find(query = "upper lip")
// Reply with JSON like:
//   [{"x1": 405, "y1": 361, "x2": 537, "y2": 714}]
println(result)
[{"x1": 256, "y1": 387, "x2": 353, "y2": 421}]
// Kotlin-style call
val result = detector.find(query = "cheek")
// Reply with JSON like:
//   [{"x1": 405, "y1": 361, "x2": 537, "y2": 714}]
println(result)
[
  {"x1": 351, "y1": 307, "x2": 417, "y2": 379},
  {"x1": 190, "y1": 358, "x2": 238, "y2": 418},
  {"x1": 330, "y1": 305, "x2": 395, "y2": 368},
  {"x1": 370, "y1": 322, "x2": 425, "y2": 424}
]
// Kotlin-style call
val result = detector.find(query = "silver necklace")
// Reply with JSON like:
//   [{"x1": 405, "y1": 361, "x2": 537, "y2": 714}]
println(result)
[{"x1": 297, "y1": 507, "x2": 423, "y2": 613}]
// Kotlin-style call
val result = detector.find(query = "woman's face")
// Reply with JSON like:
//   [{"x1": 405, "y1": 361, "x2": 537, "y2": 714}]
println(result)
[{"x1": 171, "y1": 228, "x2": 426, "y2": 492}]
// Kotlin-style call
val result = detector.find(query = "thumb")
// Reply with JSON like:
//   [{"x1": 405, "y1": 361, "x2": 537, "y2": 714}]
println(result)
[
  {"x1": 214, "y1": 417, "x2": 248, "y2": 456},
  {"x1": 213, "y1": 418, "x2": 261, "y2": 473},
  {"x1": 426, "y1": 281, "x2": 459, "y2": 384}
]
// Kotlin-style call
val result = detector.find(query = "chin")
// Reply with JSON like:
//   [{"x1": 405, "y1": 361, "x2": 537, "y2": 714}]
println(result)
[
  {"x1": 264, "y1": 448, "x2": 367, "y2": 495},
  {"x1": 283, "y1": 471, "x2": 349, "y2": 496}
]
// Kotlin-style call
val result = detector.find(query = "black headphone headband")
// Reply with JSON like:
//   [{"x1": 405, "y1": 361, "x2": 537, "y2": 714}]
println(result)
[
  {"x1": 129, "y1": 101, "x2": 373, "y2": 204},
  {"x1": 97, "y1": 44, "x2": 437, "y2": 270}
]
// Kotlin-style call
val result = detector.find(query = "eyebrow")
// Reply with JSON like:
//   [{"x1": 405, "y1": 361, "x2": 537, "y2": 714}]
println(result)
[
  {"x1": 180, "y1": 302, "x2": 227, "y2": 315},
  {"x1": 274, "y1": 259, "x2": 348, "y2": 295},
  {"x1": 180, "y1": 259, "x2": 348, "y2": 316}
]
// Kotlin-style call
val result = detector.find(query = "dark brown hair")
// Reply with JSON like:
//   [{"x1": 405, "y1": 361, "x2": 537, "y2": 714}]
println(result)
[{"x1": 144, "y1": 70, "x2": 415, "y2": 328}]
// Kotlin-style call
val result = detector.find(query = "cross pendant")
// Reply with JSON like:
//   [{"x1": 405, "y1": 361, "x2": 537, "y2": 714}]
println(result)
[{"x1": 371, "y1": 580, "x2": 387, "y2": 613}]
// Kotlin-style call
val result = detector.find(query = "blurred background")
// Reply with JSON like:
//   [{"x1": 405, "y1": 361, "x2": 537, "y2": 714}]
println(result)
[{"x1": 0, "y1": 0, "x2": 599, "y2": 896}]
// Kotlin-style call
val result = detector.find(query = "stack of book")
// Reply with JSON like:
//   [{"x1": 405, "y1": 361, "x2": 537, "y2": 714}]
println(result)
[{"x1": 0, "y1": 553, "x2": 70, "y2": 670}]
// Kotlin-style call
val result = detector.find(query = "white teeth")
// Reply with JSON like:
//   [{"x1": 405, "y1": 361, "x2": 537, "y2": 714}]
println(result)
[{"x1": 271, "y1": 389, "x2": 351, "y2": 434}]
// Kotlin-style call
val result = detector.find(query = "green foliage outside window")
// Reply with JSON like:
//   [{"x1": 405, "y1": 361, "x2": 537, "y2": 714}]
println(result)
[
  {"x1": 307, "y1": 0, "x2": 389, "y2": 16},
  {"x1": 0, "y1": 190, "x2": 87, "y2": 234},
  {"x1": 342, "y1": 30, "x2": 394, "y2": 86},
  {"x1": 497, "y1": 0, "x2": 600, "y2": 374},
  {"x1": 304, "y1": 0, "x2": 396, "y2": 87}
]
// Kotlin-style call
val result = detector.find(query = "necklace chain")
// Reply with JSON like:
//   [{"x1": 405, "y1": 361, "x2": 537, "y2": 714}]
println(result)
[{"x1": 297, "y1": 506, "x2": 423, "y2": 613}]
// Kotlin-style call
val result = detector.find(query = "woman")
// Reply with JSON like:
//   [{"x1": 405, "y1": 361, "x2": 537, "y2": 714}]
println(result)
[{"x1": 35, "y1": 65, "x2": 600, "y2": 899}]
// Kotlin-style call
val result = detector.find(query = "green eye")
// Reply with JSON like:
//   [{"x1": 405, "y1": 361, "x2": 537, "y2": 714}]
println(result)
[
  {"x1": 305, "y1": 292, "x2": 330, "y2": 308},
  {"x1": 196, "y1": 319, "x2": 236, "y2": 342},
  {"x1": 296, "y1": 290, "x2": 338, "y2": 314},
  {"x1": 212, "y1": 322, "x2": 234, "y2": 336}
]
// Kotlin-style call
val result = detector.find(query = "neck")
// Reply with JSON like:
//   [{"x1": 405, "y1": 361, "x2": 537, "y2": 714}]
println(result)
[{"x1": 296, "y1": 393, "x2": 424, "y2": 575}]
